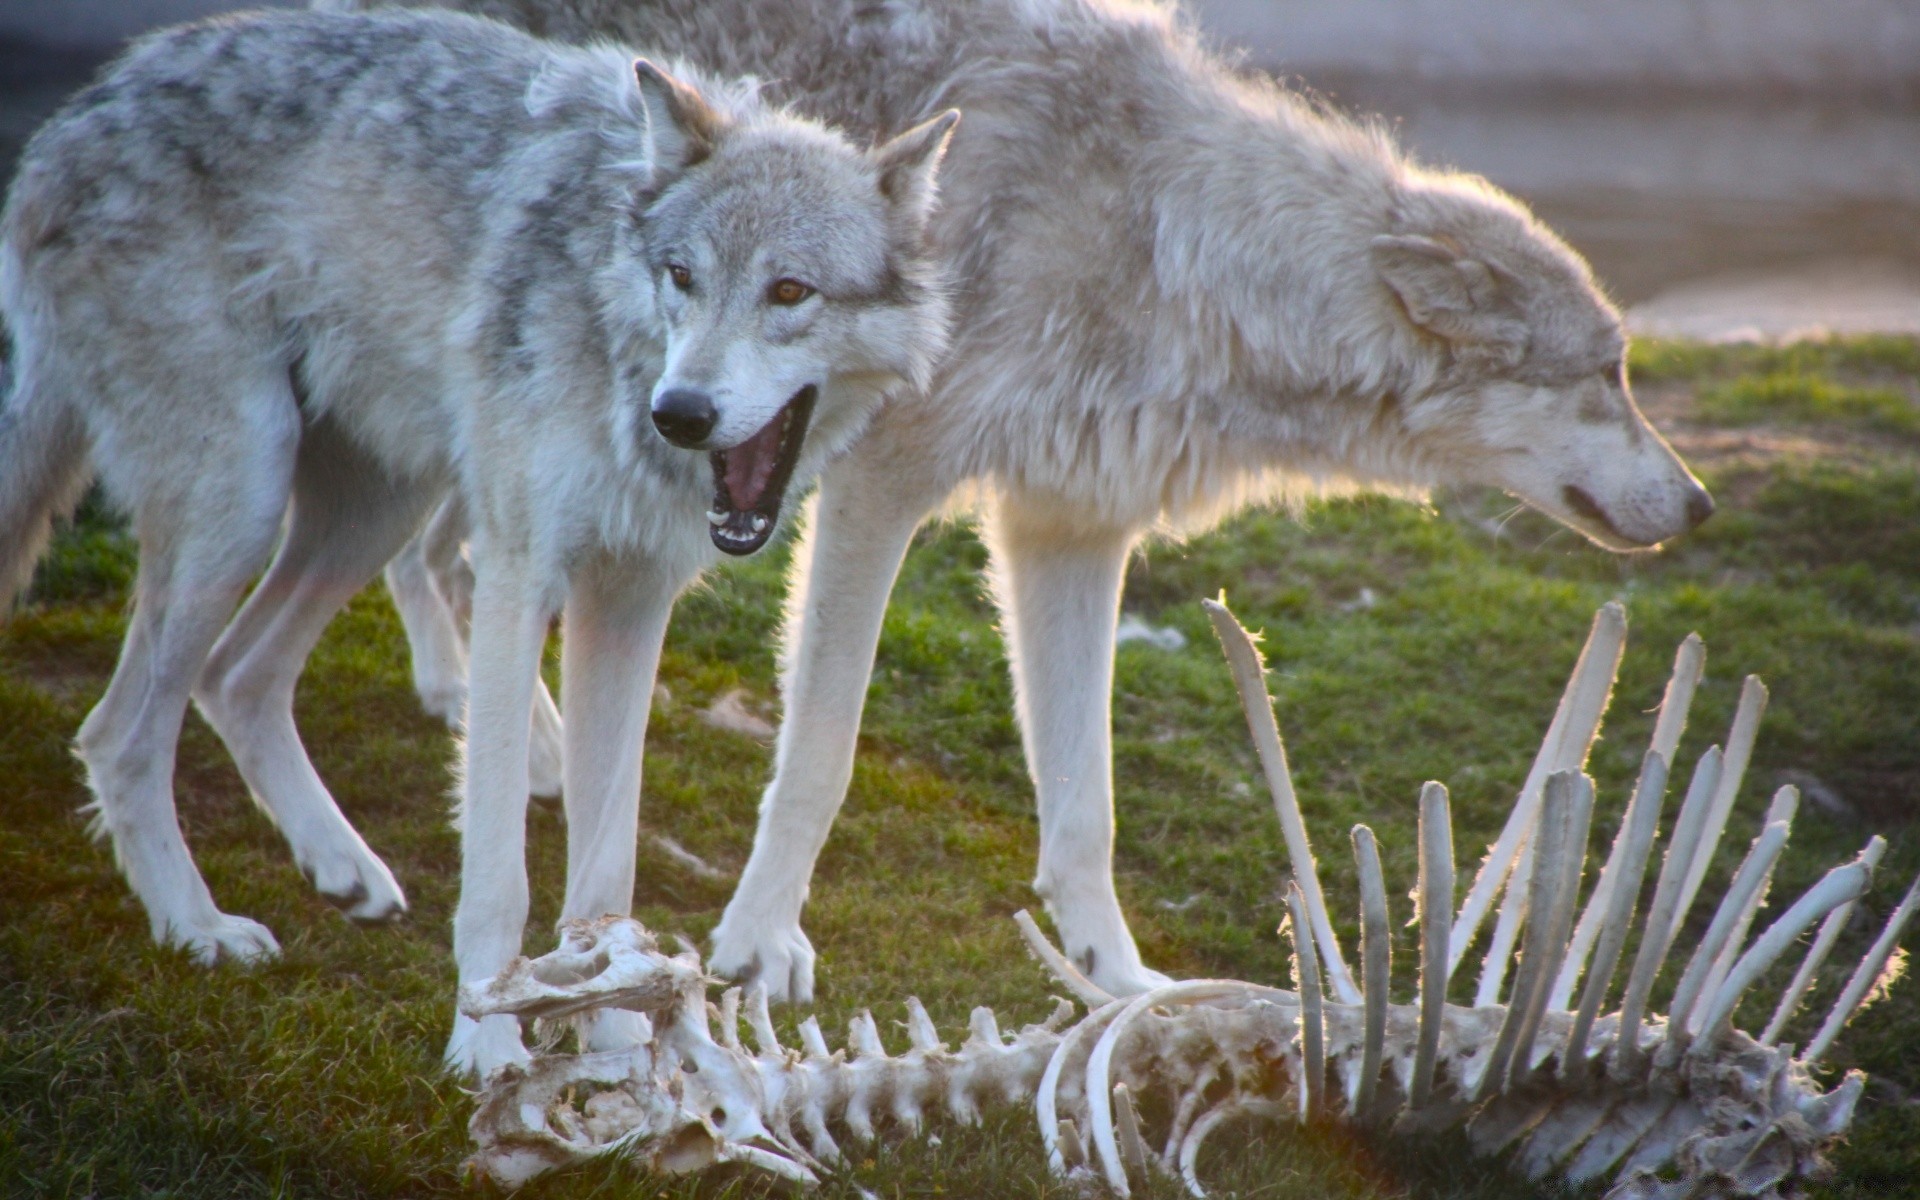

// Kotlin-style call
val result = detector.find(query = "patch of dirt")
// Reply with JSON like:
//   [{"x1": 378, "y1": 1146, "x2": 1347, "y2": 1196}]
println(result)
[
  {"x1": 1637, "y1": 380, "x2": 1920, "y2": 479},
  {"x1": 2, "y1": 656, "x2": 108, "y2": 707}
]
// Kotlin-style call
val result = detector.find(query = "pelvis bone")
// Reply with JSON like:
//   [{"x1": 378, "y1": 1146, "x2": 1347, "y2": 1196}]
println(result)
[{"x1": 463, "y1": 601, "x2": 1916, "y2": 1198}]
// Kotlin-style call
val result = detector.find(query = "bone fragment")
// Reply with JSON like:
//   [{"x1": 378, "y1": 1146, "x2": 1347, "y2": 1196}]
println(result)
[
  {"x1": 1353, "y1": 824, "x2": 1390, "y2": 1116},
  {"x1": 1555, "y1": 749, "x2": 1671, "y2": 1012},
  {"x1": 1479, "y1": 771, "x2": 1589, "y2": 1096},
  {"x1": 1111, "y1": 1082, "x2": 1153, "y2": 1184},
  {"x1": 1666, "y1": 675, "x2": 1768, "y2": 947},
  {"x1": 1550, "y1": 635, "x2": 1701, "y2": 1012},
  {"x1": 1612, "y1": 745, "x2": 1722, "y2": 1082},
  {"x1": 1038, "y1": 996, "x2": 1121, "y2": 1175},
  {"x1": 1410, "y1": 782, "x2": 1453, "y2": 1110},
  {"x1": 1454, "y1": 602, "x2": 1624, "y2": 981},
  {"x1": 459, "y1": 916, "x2": 704, "y2": 1023},
  {"x1": 1014, "y1": 908, "x2": 1115, "y2": 1007},
  {"x1": 1763, "y1": 836, "x2": 1887, "y2": 1045},
  {"x1": 1285, "y1": 882, "x2": 1326, "y2": 1119},
  {"x1": 1564, "y1": 752, "x2": 1668, "y2": 1079},
  {"x1": 1086, "y1": 979, "x2": 1290, "y2": 1192},
  {"x1": 1655, "y1": 818, "x2": 1791, "y2": 1069},
  {"x1": 1804, "y1": 870, "x2": 1920, "y2": 1065},
  {"x1": 1204, "y1": 597, "x2": 1359, "y2": 1003},
  {"x1": 1686, "y1": 784, "x2": 1800, "y2": 1034},
  {"x1": 1648, "y1": 633, "x2": 1706, "y2": 764},
  {"x1": 1690, "y1": 855, "x2": 1873, "y2": 1054}
]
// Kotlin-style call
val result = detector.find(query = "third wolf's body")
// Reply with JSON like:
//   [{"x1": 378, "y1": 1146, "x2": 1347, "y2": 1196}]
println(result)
[{"x1": 337, "y1": 0, "x2": 1713, "y2": 1000}]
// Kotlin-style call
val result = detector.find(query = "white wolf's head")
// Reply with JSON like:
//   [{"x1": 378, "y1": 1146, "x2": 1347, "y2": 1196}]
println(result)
[
  {"x1": 1373, "y1": 178, "x2": 1711, "y2": 549},
  {"x1": 609, "y1": 62, "x2": 957, "y2": 555}
]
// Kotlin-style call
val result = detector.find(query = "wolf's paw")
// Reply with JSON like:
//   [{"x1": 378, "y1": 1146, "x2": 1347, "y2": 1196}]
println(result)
[
  {"x1": 1089, "y1": 959, "x2": 1175, "y2": 998},
  {"x1": 709, "y1": 916, "x2": 816, "y2": 1005},
  {"x1": 161, "y1": 911, "x2": 282, "y2": 966},
  {"x1": 444, "y1": 1012, "x2": 530, "y2": 1080},
  {"x1": 297, "y1": 837, "x2": 408, "y2": 925},
  {"x1": 415, "y1": 677, "x2": 466, "y2": 728}
]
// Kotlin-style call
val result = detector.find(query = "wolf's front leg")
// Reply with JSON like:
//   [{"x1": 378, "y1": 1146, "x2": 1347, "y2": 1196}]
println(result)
[
  {"x1": 445, "y1": 556, "x2": 551, "y2": 1079},
  {"x1": 710, "y1": 446, "x2": 944, "y2": 1003},
  {"x1": 555, "y1": 554, "x2": 679, "y2": 1051},
  {"x1": 984, "y1": 495, "x2": 1171, "y2": 998}
]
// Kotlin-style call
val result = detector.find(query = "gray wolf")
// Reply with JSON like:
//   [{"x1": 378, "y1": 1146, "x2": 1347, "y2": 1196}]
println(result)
[
  {"x1": 0, "y1": 5, "x2": 955, "y2": 1076},
  {"x1": 338, "y1": 0, "x2": 1713, "y2": 1003}
]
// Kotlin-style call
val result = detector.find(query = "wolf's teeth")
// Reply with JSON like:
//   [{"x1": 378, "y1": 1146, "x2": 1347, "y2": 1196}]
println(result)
[
  {"x1": 707, "y1": 509, "x2": 728, "y2": 526},
  {"x1": 749, "y1": 514, "x2": 769, "y2": 533}
]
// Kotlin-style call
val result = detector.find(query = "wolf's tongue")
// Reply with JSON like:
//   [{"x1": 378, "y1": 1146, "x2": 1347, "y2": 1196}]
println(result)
[{"x1": 724, "y1": 410, "x2": 787, "y2": 511}]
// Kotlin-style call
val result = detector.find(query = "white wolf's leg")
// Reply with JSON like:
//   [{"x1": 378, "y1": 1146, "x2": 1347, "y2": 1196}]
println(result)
[
  {"x1": 385, "y1": 498, "x2": 467, "y2": 726},
  {"x1": 445, "y1": 548, "x2": 551, "y2": 1078},
  {"x1": 556, "y1": 553, "x2": 679, "y2": 1051},
  {"x1": 195, "y1": 424, "x2": 430, "y2": 923},
  {"x1": 710, "y1": 443, "x2": 947, "y2": 1002},
  {"x1": 403, "y1": 495, "x2": 566, "y2": 799},
  {"x1": 420, "y1": 493, "x2": 473, "y2": 636},
  {"x1": 75, "y1": 379, "x2": 298, "y2": 965},
  {"x1": 984, "y1": 494, "x2": 1171, "y2": 997}
]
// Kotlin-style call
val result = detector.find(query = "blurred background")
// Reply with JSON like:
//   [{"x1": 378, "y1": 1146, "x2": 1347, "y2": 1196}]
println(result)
[{"x1": 2, "y1": 0, "x2": 1917, "y2": 338}]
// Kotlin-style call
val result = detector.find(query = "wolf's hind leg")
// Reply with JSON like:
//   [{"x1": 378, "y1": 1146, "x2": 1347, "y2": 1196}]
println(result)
[
  {"x1": 983, "y1": 494, "x2": 1171, "y2": 998},
  {"x1": 710, "y1": 441, "x2": 945, "y2": 1003},
  {"x1": 195, "y1": 420, "x2": 431, "y2": 924},
  {"x1": 390, "y1": 494, "x2": 566, "y2": 799},
  {"x1": 386, "y1": 500, "x2": 468, "y2": 727},
  {"x1": 75, "y1": 376, "x2": 299, "y2": 964}
]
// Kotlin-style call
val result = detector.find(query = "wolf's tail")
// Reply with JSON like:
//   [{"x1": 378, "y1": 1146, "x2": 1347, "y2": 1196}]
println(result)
[{"x1": 0, "y1": 263, "x2": 92, "y2": 610}]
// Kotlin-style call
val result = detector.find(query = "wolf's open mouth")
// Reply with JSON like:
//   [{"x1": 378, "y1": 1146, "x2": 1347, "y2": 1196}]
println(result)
[{"x1": 707, "y1": 385, "x2": 818, "y2": 555}]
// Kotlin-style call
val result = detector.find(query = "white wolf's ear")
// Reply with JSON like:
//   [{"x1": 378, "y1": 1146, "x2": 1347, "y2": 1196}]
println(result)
[
  {"x1": 634, "y1": 59, "x2": 724, "y2": 176},
  {"x1": 872, "y1": 109, "x2": 961, "y2": 231},
  {"x1": 1372, "y1": 234, "x2": 1528, "y2": 365}
]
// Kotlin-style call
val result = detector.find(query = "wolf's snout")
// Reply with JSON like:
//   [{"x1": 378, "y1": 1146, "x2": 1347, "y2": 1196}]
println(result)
[
  {"x1": 1684, "y1": 484, "x2": 1715, "y2": 530},
  {"x1": 652, "y1": 388, "x2": 717, "y2": 448}
]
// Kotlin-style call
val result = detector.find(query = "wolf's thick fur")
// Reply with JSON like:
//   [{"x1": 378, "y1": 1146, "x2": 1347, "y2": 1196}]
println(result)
[
  {"x1": 0, "y1": 6, "x2": 954, "y2": 1075},
  {"x1": 343, "y1": 0, "x2": 1713, "y2": 1003}
]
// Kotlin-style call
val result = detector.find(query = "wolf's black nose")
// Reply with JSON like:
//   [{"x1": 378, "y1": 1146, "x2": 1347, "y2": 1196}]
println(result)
[
  {"x1": 1684, "y1": 485, "x2": 1715, "y2": 530},
  {"x1": 652, "y1": 388, "x2": 716, "y2": 448}
]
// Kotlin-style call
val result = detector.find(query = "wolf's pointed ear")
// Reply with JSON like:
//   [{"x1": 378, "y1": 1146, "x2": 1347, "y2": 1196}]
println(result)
[
  {"x1": 634, "y1": 59, "x2": 723, "y2": 175},
  {"x1": 872, "y1": 109, "x2": 960, "y2": 230},
  {"x1": 1372, "y1": 234, "x2": 1527, "y2": 364}
]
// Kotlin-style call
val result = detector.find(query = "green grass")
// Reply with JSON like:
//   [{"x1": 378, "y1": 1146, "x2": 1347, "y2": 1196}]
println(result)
[
  {"x1": 1631, "y1": 335, "x2": 1920, "y2": 438},
  {"x1": 5, "y1": 338, "x2": 1920, "y2": 1197},
  {"x1": 1697, "y1": 373, "x2": 1920, "y2": 437}
]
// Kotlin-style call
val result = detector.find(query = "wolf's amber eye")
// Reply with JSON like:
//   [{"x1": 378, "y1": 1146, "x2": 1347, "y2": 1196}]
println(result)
[
  {"x1": 768, "y1": 278, "x2": 814, "y2": 306},
  {"x1": 667, "y1": 264, "x2": 692, "y2": 290}
]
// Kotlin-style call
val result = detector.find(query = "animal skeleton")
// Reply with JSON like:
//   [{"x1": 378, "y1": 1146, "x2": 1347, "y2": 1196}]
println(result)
[{"x1": 463, "y1": 601, "x2": 1915, "y2": 1197}]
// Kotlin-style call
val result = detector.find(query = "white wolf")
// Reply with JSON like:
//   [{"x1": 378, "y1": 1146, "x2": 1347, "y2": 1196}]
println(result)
[
  {"x1": 0, "y1": 6, "x2": 956, "y2": 1075},
  {"x1": 344, "y1": 0, "x2": 1713, "y2": 1003}
]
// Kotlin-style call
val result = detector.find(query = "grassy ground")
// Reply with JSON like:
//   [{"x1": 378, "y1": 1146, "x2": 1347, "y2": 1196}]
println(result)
[{"x1": 3, "y1": 338, "x2": 1919, "y2": 1198}]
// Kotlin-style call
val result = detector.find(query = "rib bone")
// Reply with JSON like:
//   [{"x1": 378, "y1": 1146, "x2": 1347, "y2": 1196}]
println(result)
[{"x1": 464, "y1": 605, "x2": 1908, "y2": 1200}]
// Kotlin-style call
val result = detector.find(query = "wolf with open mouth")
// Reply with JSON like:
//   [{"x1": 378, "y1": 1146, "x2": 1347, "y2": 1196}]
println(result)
[{"x1": 0, "y1": 4, "x2": 956, "y2": 1079}]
